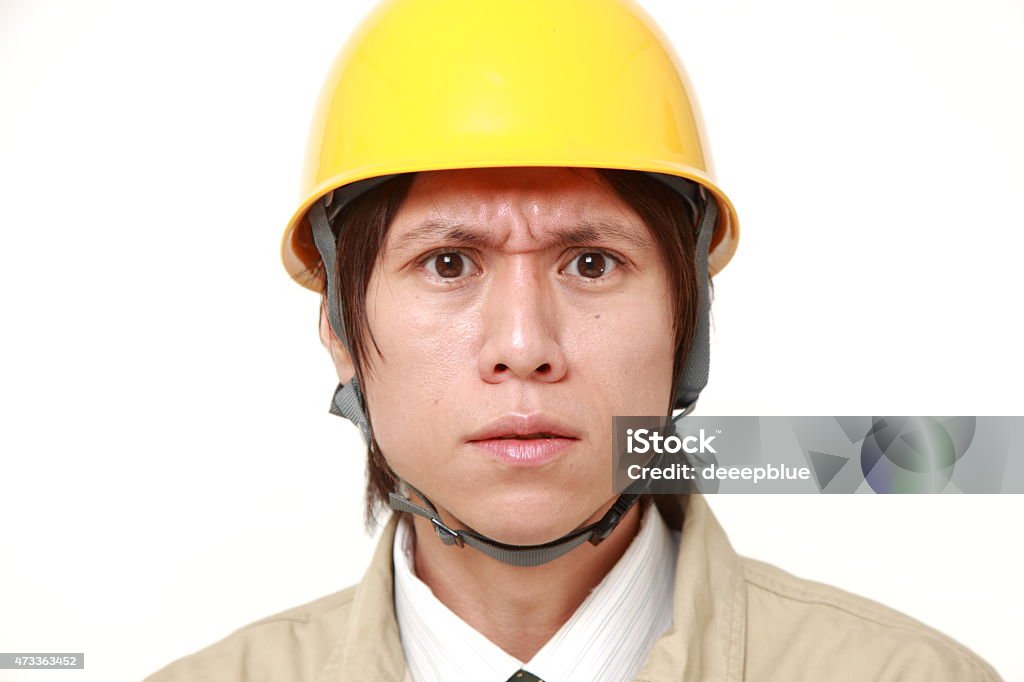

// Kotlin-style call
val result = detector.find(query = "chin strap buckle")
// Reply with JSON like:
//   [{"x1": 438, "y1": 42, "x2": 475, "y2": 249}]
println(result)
[
  {"x1": 388, "y1": 487, "x2": 467, "y2": 548},
  {"x1": 430, "y1": 517, "x2": 465, "y2": 547},
  {"x1": 588, "y1": 494, "x2": 637, "y2": 546}
]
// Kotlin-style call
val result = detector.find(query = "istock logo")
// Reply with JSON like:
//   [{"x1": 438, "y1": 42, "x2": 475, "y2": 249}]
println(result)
[{"x1": 626, "y1": 428, "x2": 718, "y2": 455}]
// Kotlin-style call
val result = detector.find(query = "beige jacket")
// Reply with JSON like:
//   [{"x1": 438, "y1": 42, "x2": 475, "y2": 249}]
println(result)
[{"x1": 146, "y1": 494, "x2": 1003, "y2": 681}]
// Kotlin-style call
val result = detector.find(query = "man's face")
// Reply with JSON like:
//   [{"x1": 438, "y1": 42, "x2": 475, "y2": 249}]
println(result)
[{"x1": 360, "y1": 167, "x2": 676, "y2": 544}]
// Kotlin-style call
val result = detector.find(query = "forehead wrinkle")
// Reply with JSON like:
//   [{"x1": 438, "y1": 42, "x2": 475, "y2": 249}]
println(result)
[{"x1": 389, "y1": 215, "x2": 653, "y2": 256}]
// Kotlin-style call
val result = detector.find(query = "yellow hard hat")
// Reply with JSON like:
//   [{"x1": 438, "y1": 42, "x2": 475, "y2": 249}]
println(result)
[{"x1": 281, "y1": 0, "x2": 739, "y2": 291}]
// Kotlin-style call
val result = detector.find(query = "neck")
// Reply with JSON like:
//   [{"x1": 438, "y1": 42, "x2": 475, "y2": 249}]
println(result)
[{"x1": 408, "y1": 499, "x2": 642, "y2": 662}]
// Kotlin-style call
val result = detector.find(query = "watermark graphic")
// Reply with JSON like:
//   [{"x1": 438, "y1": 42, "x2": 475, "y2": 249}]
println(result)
[{"x1": 612, "y1": 416, "x2": 1020, "y2": 494}]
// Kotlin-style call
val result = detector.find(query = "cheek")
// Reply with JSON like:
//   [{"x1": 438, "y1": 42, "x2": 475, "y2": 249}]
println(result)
[
  {"x1": 375, "y1": 295, "x2": 477, "y2": 387},
  {"x1": 566, "y1": 296, "x2": 677, "y2": 414},
  {"x1": 359, "y1": 281, "x2": 480, "y2": 465}
]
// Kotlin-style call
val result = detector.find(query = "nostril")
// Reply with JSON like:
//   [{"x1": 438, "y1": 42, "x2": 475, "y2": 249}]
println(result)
[
  {"x1": 536, "y1": 363, "x2": 551, "y2": 374},
  {"x1": 495, "y1": 363, "x2": 508, "y2": 372}
]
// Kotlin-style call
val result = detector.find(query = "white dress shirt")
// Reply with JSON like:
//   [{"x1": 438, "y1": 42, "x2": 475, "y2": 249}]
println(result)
[{"x1": 393, "y1": 502, "x2": 678, "y2": 682}]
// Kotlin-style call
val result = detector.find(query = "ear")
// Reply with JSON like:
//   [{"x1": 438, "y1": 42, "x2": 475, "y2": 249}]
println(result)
[{"x1": 319, "y1": 304, "x2": 356, "y2": 384}]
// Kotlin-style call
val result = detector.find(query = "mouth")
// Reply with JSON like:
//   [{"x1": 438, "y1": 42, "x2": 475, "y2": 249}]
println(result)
[
  {"x1": 468, "y1": 415, "x2": 581, "y2": 465},
  {"x1": 467, "y1": 413, "x2": 581, "y2": 442},
  {"x1": 489, "y1": 432, "x2": 566, "y2": 440},
  {"x1": 469, "y1": 435, "x2": 578, "y2": 465}
]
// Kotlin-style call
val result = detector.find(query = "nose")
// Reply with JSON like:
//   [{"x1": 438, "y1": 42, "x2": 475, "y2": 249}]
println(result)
[{"x1": 478, "y1": 262, "x2": 568, "y2": 386}]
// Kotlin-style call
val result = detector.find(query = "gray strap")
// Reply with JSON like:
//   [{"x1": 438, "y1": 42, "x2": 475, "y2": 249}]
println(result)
[
  {"x1": 678, "y1": 189, "x2": 716, "y2": 409},
  {"x1": 329, "y1": 377, "x2": 371, "y2": 443},
  {"x1": 644, "y1": 173, "x2": 718, "y2": 412},
  {"x1": 309, "y1": 200, "x2": 347, "y2": 355},
  {"x1": 309, "y1": 174, "x2": 400, "y2": 354},
  {"x1": 310, "y1": 175, "x2": 399, "y2": 436},
  {"x1": 389, "y1": 486, "x2": 643, "y2": 568},
  {"x1": 388, "y1": 444, "x2": 666, "y2": 568}
]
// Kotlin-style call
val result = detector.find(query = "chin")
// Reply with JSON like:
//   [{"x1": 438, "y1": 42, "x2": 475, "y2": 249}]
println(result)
[
  {"x1": 455, "y1": 496, "x2": 596, "y2": 547},
  {"x1": 478, "y1": 520, "x2": 578, "y2": 547}
]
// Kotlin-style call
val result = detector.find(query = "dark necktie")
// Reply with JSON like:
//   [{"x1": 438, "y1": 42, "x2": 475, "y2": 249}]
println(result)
[{"x1": 505, "y1": 670, "x2": 545, "y2": 682}]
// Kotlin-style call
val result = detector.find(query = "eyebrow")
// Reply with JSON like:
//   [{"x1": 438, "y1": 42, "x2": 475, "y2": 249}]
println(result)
[{"x1": 390, "y1": 217, "x2": 654, "y2": 254}]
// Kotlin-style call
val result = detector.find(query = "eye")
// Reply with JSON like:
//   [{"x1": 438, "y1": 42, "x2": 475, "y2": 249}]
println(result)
[
  {"x1": 563, "y1": 251, "x2": 620, "y2": 279},
  {"x1": 423, "y1": 251, "x2": 479, "y2": 279}
]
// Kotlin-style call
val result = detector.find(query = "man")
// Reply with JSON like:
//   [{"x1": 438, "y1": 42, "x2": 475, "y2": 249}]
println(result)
[{"x1": 147, "y1": 0, "x2": 1002, "y2": 679}]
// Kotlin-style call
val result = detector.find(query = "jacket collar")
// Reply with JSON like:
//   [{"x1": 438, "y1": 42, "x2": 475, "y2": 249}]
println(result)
[
  {"x1": 636, "y1": 494, "x2": 747, "y2": 681},
  {"x1": 317, "y1": 515, "x2": 406, "y2": 682},
  {"x1": 321, "y1": 494, "x2": 746, "y2": 682}
]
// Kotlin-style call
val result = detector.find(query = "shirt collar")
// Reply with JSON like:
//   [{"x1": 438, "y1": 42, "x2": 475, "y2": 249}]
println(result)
[{"x1": 393, "y1": 501, "x2": 678, "y2": 682}]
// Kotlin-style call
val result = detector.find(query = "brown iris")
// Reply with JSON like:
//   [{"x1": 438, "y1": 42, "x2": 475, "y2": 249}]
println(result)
[
  {"x1": 434, "y1": 253, "x2": 464, "y2": 278},
  {"x1": 577, "y1": 252, "x2": 607, "y2": 278}
]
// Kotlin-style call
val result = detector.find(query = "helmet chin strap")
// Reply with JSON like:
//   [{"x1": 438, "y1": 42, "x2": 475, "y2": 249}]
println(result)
[
  {"x1": 311, "y1": 174, "x2": 716, "y2": 567},
  {"x1": 389, "y1": 477, "x2": 657, "y2": 568}
]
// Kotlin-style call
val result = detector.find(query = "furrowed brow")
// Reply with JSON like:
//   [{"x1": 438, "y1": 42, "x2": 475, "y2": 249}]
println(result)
[
  {"x1": 392, "y1": 219, "x2": 498, "y2": 254},
  {"x1": 390, "y1": 217, "x2": 653, "y2": 254},
  {"x1": 550, "y1": 219, "x2": 654, "y2": 251}
]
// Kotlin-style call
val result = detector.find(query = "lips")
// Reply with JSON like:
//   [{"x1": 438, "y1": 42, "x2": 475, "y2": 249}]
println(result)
[
  {"x1": 466, "y1": 414, "x2": 581, "y2": 443},
  {"x1": 491, "y1": 432, "x2": 561, "y2": 440},
  {"x1": 467, "y1": 414, "x2": 580, "y2": 466}
]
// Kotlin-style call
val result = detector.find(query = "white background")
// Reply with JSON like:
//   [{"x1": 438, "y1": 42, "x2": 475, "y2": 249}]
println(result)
[{"x1": 1, "y1": 0, "x2": 1022, "y2": 680}]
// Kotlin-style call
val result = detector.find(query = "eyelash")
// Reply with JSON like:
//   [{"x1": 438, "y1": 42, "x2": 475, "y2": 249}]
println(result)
[{"x1": 416, "y1": 248, "x2": 627, "y2": 282}]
